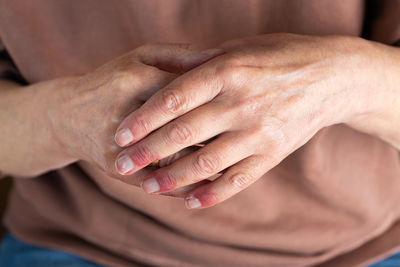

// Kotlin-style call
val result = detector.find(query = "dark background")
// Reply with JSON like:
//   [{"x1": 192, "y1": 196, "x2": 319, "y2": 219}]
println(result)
[{"x1": 0, "y1": 177, "x2": 12, "y2": 239}]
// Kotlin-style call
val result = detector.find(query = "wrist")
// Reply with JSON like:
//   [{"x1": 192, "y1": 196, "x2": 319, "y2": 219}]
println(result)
[
  {"x1": 344, "y1": 38, "x2": 400, "y2": 148},
  {"x1": 34, "y1": 77, "x2": 79, "y2": 165},
  {"x1": 326, "y1": 37, "x2": 383, "y2": 123}
]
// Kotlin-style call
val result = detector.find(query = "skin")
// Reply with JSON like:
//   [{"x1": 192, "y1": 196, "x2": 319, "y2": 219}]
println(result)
[
  {"x1": 0, "y1": 34, "x2": 399, "y2": 208},
  {"x1": 113, "y1": 34, "x2": 400, "y2": 209},
  {"x1": 0, "y1": 43, "x2": 223, "y2": 198}
]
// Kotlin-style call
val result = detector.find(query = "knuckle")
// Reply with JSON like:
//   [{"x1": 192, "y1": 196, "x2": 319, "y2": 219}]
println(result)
[
  {"x1": 131, "y1": 145, "x2": 156, "y2": 166},
  {"x1": 113, "y1": 54, "x2": 138, "y2": 71},
  {"x1": 217, "y1": 54, "x2": 243, "y2": 70},
  {"x1": 133, "y1": 43, "x2": 164, "y2": 64},
  {"x1": 137, "y1": 64, "x2": 158, "y2": 77},
  {"x1": 228, "y1": 172, "x2": 252, "y2": 189},
  {"x1": 233, "y1": 97, "x2": 260, "y2": 114},
  {"x1": 134, "y1": 43, "x2": 155, "y2": 54},
  {"x1": 131, "y1": 114, "x2": 151, "y2": 135},
  {"x1": 111, "y1": 71, "x2": 137, "y2": 91},
  {"x1": 245, "y1": 118, "x2": 287, "y2": 155},
  {"x1": 159, "y1": 89, "x2": 186, "y2": 114},
  {"x1": 166, "y1": 122, "x2": 194, "y2": 144},
  {"x1": 158, "y1": 172, "x2": 177, "y2": 190},
  {"x1": 214, "y1": 55, "x2": 248, "y2": 84},
  {"x1": 193, "y1": 152, "x2": 219, "y2": 176},
  {"x1": 262, "y1": 126, "x2": 287, "y2": 152}
]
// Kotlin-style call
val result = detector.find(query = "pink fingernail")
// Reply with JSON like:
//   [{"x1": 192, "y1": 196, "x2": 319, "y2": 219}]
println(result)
[
  {"x1": 185, "y1": 195, "x2": 202, "y2": 209},
  {"x1": 141, "y1": 177, "x2": 160, "y2": 193},
  {"x1": 116, "y1": 154, "x2": 134, "y2": 174},
  {"x1": 115, "y1": 128, "x2": 134, "y2": 147}
]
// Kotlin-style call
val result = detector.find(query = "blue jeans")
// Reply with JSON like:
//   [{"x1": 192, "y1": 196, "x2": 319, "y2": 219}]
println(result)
[
  {"x1": 0, "y1": 232, "x2": 399, "y2": 266},
  {"x1": 369, "y1": 250, "x2": 400, "y2": 267},
  {"x1": 0, "y1": 233, "x2": 102, "y2": 267}
]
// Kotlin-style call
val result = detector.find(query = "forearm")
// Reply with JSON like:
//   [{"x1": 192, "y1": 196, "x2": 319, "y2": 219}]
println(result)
[
  {"x1": 0, "y1": 78, "x2": 76, "y2": 177},
  {"x1": 347, "y1": 41, "x2": 400, "y2": 150}
]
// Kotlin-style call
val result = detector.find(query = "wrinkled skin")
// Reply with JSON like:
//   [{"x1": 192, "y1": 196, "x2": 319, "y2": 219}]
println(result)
[
  {"x1": 114, "y1": 34, "x2": 390, "y2": 208},
  {"x1": 46, "y1": 44, "x2": 224, "y2": 194}
]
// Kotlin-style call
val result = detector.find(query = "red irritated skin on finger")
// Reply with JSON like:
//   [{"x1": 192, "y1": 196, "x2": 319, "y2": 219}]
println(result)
[
  {"x1": 185, "y1": 192, "x2": 219, "y2": 209},
  {"x1": 114, "y1": 48, "x2": 226, "y2": 148},
  {"x1": 114, "y1": 33, "x2": 400, "y2": 209},
  {"x1": 0, "y1": 42, "x2": 225, "y2": 190}
]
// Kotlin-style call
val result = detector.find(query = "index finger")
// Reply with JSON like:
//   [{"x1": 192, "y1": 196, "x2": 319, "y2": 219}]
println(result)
[{"x1": 114, "y1": 61, "x2": 224, "y2": 147}]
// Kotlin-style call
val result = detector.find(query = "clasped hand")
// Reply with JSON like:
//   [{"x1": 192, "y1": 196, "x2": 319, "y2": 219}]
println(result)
[
  {"x1": 51, "y1": 34, "x2": 384, "y2": 209},
  {"x1": 111, "y1": 34, "x2": 383, "y2": 209}
]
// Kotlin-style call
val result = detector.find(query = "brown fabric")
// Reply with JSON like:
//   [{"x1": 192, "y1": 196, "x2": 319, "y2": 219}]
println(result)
[{"x1": 1, "y1": 0, "x2": 400, "y2": 266}]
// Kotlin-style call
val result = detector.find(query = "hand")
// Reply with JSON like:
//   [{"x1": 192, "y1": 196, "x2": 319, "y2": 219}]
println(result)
[
  {"x1": 114, "y1": 34, "x2": 384, "y2": 207},
  {"x1": 46, "y1": 44, "x2": 224, "y2": 187}
]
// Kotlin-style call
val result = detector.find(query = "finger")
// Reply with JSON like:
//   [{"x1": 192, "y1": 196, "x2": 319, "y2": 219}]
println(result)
[
  {"x1": 110, "y1": 168, "x2": 190, "y2": 199},
  {"x1": 154, "y1": 173, "x2": 222, "y2": 197},
  {"x1": 115, "y1": 147, "x2": 214, "y2": 199},
  {"x1": 158, "y1": 146, "x2": 199, "y2": 168},
  {"x1": 113, "y1": 65, "x2": 179, "y2": 105},
  {"x1": 133, "y1": 43, "x2": 224, "y2": 74},
  {"x1": 110, "y1": 43, "x2": 224, "y2": 105},
  {"x1": 114, "y1": 59, "x2": 225, "y2": 147},
  {"x1": 183, "y1": 154, "x2": 275, "y2": 209},
  {"x1": 115, "y1": 101, "x2": 232, "y2": 175},
  {"x1": 139, "y1": 131, "x2": 255, "y2": 194},
  {"x1": 158, "y1": 147, "x2": 218, "y2": 198},
  {"x1": 159, "y1": 180, "x2": 210, "y2": 198}
]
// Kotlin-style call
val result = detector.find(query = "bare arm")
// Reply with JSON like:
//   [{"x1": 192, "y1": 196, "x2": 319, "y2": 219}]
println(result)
[
  {"x1": 0, "y1": 78, "x2": 76, "y2": 177},
  {"x1": 347, "y1": 43, "x2": 400, "y2": 150},
  {"x1": 0, "y1": 44, "x2": 222, "y2": 184},
  {"x1": 111, "y1": 34, "x2": 400, "y2": 208}
]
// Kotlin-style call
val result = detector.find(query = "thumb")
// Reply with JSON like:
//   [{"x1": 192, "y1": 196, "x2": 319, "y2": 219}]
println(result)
[{"x1": 134, "y1": 43, "x2": 225, "y2": 74}]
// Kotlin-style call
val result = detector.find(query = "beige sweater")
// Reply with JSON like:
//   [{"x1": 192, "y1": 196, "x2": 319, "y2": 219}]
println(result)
[{"x1": 1, "y1": 1, "x2": 400, "y2": 266}]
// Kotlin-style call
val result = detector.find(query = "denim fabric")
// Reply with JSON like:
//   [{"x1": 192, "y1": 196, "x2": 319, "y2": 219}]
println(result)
[
  {"x1": 369, "y1": 250, "x2": 400, "y2": 267},
  {"x1": 0, "y1": 233, "x2": 102, "y2": 267},
  {"x1": 0, "y1": 232, "x2": 399, "y2": 267}
]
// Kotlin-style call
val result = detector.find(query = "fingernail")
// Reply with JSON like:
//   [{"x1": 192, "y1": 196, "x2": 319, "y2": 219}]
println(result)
[
  {"x1": 185, "y1": 195, "x2": 202, "y2": 209},
  {"x1": 115, "y1": 128, "x2": 134, "y2": 147},
  {"x1": 141, "y1": 177, "x2": 160, "y2": 193},
  {"x1": 116, "y1": 154, "x2": 134, "y2": 174}
]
